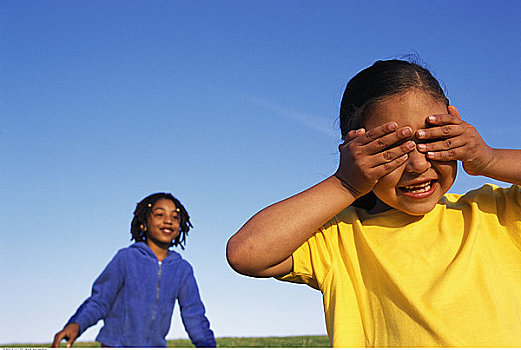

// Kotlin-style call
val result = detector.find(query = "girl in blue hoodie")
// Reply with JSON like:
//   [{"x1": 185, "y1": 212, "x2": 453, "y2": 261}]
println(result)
[{"x1": 52, "y1": 193, "x2": 216, "y2": 348}]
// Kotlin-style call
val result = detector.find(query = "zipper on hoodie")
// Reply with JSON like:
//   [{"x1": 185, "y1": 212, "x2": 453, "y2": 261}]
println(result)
[{"x1": 147, "y1": 261, "x2": 162, "y2": 342}]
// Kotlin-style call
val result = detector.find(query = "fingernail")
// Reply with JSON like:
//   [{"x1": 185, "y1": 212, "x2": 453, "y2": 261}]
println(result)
[
  {"x1": 427, "y1": 152, "x2": 435, "y2": 157},
  {"x1": 388, "y1": 122, "x2": 398, "y2": 131},
  {"x1": 417, "y1": 130, "x2": 425, "y2": 138},
  {"x1": 401, "y1": 127, "x2": 412, "y2": 137},
  {"x1": 418, "y1": 144, "x2": 426, "y2": 151},
  {"x1": 428, "y1": 115, "x2": 436, "y2": 122}
]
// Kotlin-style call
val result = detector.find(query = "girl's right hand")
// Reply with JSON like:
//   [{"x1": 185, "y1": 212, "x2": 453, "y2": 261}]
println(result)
[
  {"x1": 52, "y1": 323, "x2": 80, "y2": 348},
  {"x1": 334, "y1": 122, "x2": 415, "y2": 197}
]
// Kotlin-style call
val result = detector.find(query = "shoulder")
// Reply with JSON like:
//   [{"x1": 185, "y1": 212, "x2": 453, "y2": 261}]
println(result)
[
  {"x1": 107, "y1": 246, "x2": 132, "y2": 262},
  {"x1": 115, "y1": 243, "x2": 141, "y2": 258},
  {"x1": 445, "y1": 184, "x2": 521, "y2": 205},
  {"x1": 442, "y1": 184, "x2": 521, "y2": 221},
  {"x1": 166, "y1": 250, "x2": 194, "y2": 271}
]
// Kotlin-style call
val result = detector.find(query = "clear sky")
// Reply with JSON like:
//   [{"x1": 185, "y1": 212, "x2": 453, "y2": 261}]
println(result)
[{"x1": 1, "y1": 0, "x2": 520, "y2": 345}]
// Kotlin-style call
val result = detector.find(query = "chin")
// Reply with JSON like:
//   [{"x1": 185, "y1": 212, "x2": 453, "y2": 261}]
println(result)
[
  {"x1": 398, "y1": 201, "x2": 438, "y2": 216},
  {"x1": 393, "y1": 185, "x2": 445, "y2": 216}
]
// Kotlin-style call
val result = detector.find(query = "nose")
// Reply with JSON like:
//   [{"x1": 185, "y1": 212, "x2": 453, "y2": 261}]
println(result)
[
  {"x1": 164, "y1": 216, "x2": 173, "y2": 224},
  {"x1": 405, "y1": 148, "x2": 431, "y2": 174}
]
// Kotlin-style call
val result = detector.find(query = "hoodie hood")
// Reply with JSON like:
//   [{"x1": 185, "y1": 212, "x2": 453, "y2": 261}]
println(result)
[{"x1": 130, "y1": 242, "x2": 182, "y2": 264}]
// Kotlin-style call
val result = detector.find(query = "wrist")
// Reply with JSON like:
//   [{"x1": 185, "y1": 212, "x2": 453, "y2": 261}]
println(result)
[
  {"x1": 332, "y1": 173, "x2": 363, "y2": 199},
  {"x1": 332, "y1": 171, "x2": 363, "y2": 200},
  {"x1": 469, "y1": 149, "x2": 521, "y2": 185},
  {"x1": 466, "y1": 146, "x2": 496, "y2": 177}
]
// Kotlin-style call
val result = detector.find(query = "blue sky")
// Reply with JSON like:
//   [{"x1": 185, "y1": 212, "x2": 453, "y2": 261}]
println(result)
[{"x1": 1, "y1": 0, "x2": 520, "y2": 344}]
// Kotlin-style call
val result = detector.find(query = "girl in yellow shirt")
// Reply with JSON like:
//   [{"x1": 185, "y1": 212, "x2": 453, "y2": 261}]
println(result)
[{"x1": 227, "y1": 59, "x2": 521, "y2": 346}]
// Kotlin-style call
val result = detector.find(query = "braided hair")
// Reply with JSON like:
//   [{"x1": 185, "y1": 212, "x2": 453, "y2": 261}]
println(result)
[{"x1": 130, "y1": 193, "x2": 193, "y2": 249}]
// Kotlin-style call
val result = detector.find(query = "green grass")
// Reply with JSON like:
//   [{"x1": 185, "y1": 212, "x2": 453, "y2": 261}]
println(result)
[{"x1": 3, "y1": 335, "x2": 330, "y2": 348}]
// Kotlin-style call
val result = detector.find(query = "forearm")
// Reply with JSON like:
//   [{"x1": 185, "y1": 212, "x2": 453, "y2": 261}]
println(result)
[
  {"x1": 179, "y1": 271, "x2": 216, "y2": 347},
  {"x1": 479, "y1": 149, "x2": 521, "y2": 185},
  {"x1": 226, "y1": 175, "x2": 356, "y2": 277}
]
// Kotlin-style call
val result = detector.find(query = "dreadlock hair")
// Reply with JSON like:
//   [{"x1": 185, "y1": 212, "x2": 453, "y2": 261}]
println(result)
[
  {"x1": 339, "y1": 58, "x2": 449, "y2": 210},
  {"x1": 130, "y1": 192, "x2": 193, "y2": 249}
]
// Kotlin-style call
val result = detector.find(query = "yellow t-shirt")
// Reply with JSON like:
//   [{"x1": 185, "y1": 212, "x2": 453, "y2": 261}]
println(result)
[{"x1": 279, "y1": 184, "x2": 521, "y2": 347}]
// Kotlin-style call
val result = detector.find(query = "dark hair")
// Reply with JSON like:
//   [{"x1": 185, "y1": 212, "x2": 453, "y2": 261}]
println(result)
[
  {"x1": 339, "y1": 59, "x2": 449, "y2": 209},
  {"x1": 130, "y1": 193, "x2": 193, "y2": 249}
]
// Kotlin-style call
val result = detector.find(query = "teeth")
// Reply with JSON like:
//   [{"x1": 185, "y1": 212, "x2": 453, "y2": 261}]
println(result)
[
  {"x1": 402, "y1": 181, "x2": 432, "y2": 193},
  {"x1": 408, "y1": 184, "x2": 431, "y2": 193}
]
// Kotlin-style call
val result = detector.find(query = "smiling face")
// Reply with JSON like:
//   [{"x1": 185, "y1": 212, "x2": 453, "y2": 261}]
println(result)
[
  {"x1": 365, "y1": 89, "x2": 457, "y2": 215},
  {"x1": 145, "y1": 198, "x2": 181, "y2": 250}
]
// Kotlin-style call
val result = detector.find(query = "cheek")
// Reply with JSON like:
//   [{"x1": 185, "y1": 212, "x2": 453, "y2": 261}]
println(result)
[
  {"x1": 372, "y1": 168, "x2": 404, "y2": 197},
  {"x1": 378, "y1": 166, "x2": 404, "y2": 187},
  {"x1": 434, "y1": 161, "x2": 457, "y2": 185}
]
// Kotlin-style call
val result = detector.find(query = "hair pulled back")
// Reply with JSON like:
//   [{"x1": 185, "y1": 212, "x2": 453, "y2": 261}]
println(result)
[
  {"x1": 130, "y1": 192, "x2": 193, "y2": 249},
  {"x1": 339, "y1": 59, "x2": 449, "y2": 139},
  {"x1": 339, "y1": 59, "x2": 449, "y2": 209}
]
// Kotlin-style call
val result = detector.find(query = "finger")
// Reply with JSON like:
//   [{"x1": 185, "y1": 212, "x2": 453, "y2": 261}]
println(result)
[
  {"x1": 371, "y1": 153, "x2": 409, "y2": 178},
  {"x1": 339, "y1": 128, "x2": 365, "y2": 151},
  {"x1": 67, "y1": 329, "x2": 78, "y2": 348},
  {"x1": 416, "y1": 136, "x2": 464, "y2": 153},
  {"x1": 416, "y1": 122, "x2": 464, "y2": 141},
  {"x1": 52, "y1": 338, "x2": 59, "y2": 348},
  {"x1": 365, "y1": 126, "x2": 413, "y2": 155},
  {"x1": 344, "y1": 128, "x2": 365, "y2": 143},
  {"x1": 424, "y1": 113, "x2": 463, "y2": 127},
  {"x1": 425, "y1": 146, "x2": 465, "y2": 161},
  {"x1": 448, "y1": 105, "x2": 461, "y2": 120},
  {"x1": 348, "y1": 128, "x2": 365, "y2": 140},
  {"x1": 357, "y1": 122, "x2": 399, "y2": 146},
  {"x1": 52, "y1": 332, "x2": 64, "y2": 348},
  {"x1": 369, "y1": 140, "x2": 416, "y2": 167},
  {"x1": 66, "y1": 335, "x2": 76, "y2": 348}
]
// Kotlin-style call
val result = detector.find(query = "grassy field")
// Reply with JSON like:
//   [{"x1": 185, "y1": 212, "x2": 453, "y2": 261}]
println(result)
[{"x1": 3, "y1": 335, "x2": 330, "y2": 348}]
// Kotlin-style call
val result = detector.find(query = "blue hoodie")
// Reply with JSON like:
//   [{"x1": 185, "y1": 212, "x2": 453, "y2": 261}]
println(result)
[{"x1": 67, "y1": 242, "x2": 216, "y2": 347}]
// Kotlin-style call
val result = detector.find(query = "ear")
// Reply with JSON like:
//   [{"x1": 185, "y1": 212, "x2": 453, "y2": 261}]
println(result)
[{"x1": 448, "y1": 105, "x2": 461, "y2": 120}]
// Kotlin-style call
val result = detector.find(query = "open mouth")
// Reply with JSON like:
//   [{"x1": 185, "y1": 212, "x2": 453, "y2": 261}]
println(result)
[
  {"x1": 399, "y1": 180, "x2": 436, "y2": 196},
  {"x1": 161, "y1": 228, "x2": 174, "y2": 234}
]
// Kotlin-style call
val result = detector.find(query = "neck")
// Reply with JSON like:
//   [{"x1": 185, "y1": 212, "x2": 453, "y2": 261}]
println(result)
[
  {"x1": 145, "y1": 240, "x2": 170, "y2": 261},
  {"x1": 368, "y1": 198, "x2": 393, "y2": 214}
]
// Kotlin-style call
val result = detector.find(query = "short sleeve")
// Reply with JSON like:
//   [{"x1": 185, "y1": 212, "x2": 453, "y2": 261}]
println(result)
[
  {"x1": 503, "y1": 184, "x2": 521, "y2": 206},
  {"x1": 495, "y1": 184, "x2": 521, "y2": 246},
  {"x1": 277, "y1": 218, "x2": 340, "y2": 290},
  {"x1": 472, "y1": 184, "x2": 521, "y2": 221}
]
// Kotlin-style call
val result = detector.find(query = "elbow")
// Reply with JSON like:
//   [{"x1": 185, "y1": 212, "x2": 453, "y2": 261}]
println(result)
[
  {"x1": 226, "y1": 236, "x2": 247, "y2": 275},
  {"x1": 226, "y1": 236, "x2": 258, "y2": 277}
]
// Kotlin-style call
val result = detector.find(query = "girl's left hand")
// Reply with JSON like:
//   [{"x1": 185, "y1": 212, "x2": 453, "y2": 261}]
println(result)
[{"x1": 416, "y1": 105, "x2": 495, "y2": 176}]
